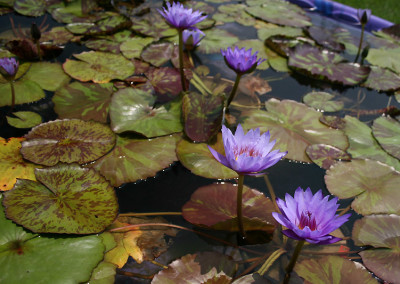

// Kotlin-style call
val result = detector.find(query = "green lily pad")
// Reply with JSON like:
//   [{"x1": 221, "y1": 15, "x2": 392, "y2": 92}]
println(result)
[
  {"x1": 288, "y1": 45, "x2": 370, "y2": 85},
  {"x1": 131, "y1": 12, "x2": 177, "y2": 41},
  {"x1": 343, "y1": 115, "x2": 400, "y2": 171},
  {"x1": 120, "y1": 37, "x2": 154, "y2": 59},
  {"x1": 21, "y1": 119, "x2": 116, "y2": 166},
  {"x1": 6, "y1": 111, "x2": 42, "y2": 128},
  {"x1": 372, "y1": 116, "x2": 400, "y2": 160},
  {"x1": 3, "y1": 163, "x2": 118, "y2": 234},
  {"x1": 325, "y1": 159, "x2": 400, "y2": 215},
  {"x1": 353, "y1": 215, "x2": 400, "y2": 284},
  {"x1": 366, "y1": 47, "x2": 400, "y2": 75},
  {"x1": 13, "y1": 0, "x2": 45, "y2": 16},
  {"x1": 52, "y1": 82, "x2": 114, "y2": 123},
  {"x1": 141, "y1": 42, "x2": 174, "y2": 67},
  {"x1": 213, "y1": 4, "x2": 256, "y2": 26},
  {"x1": 197, "y1": 28, "x2": 239, "y2": 54},
  {"x1": 176, "y1": 135, "x2": 238, "y2": 179},
  {"x1": 48, "y1": 0, "x2": 100, "y2": 24},
  {"x1": 264, "y1": 46, "x2": 288, "y2": 72},
  {"x1": 66, "y1": 14, "x2": 131, "y2": 36},
  {"x1": 0, "y1": 197, "x2": 105, "y2": 284},
  {"x1": 144, "y1": 67, "x2": 182, "y2": 102},
  {"x1": 0, "y1": 79, "x2": 45, "y2": 107},
  {"x1": 88, "y1": 261, "x2": 116, "y2": 284},
  {"x1": 303, "y1": 91, "x2": 344, "y2": 112},
  {"x1": 235, "y1": 39, "x2": 269, "y2": 70},
  {"x1": 306, "y1": 144, "x2": 351, "y2": 170},
  {"x1": 110, "y1": 88, "x2": 182, "y2": 137},
  {"x1": 41, "y1": 26, "x2": 78, "y2": 45},
  {"x1": 63, "y1": 51, "x2": 135, "y2": 83},
  {"x1": 182, "y1": 183, "x2": 276, "y2": 232},
  {"x1": 246, "y1": 0, "x2": 311, "y2": 28},
  {"x1": 257, "y1": 25, "x2": 303, "y2": 41},
  {"x1": 362, "y1": 66, "x2": 400, "y2": 92},
  {"x1": 242, "y1": 99, "x2": 348, "y2": 163},
  {"x1": 92, "y1": 134, "x2": 179, "y2": 187},
  {"x1": 295, "y1": 255, "x2": 378, "y2": 284},
  {"x1": 23, "y1": 62, "x2": 70, "y2": 92}
]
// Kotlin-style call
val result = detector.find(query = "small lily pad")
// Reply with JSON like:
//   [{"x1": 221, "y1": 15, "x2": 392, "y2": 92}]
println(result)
[
  {"x1": 0, "y1": 79, "x2": 45, "y2": 107},
  {"x1": 6, "y1": 111, "x2": 42, "y2": 128},
  {"x1": 303, "y1": 91, "x2": 344, "y2": 112},
  {"x1": 362, "y1": 66, "x2": 400, "y2": 92},
  {"x1": 197, "y1": 28, "x2": 239, "y2": 54},
  {"x1": 319, "y1": 115, "x2": 346, "y2": 129},
  {"x1": 21, "y1": 119, "x2": 116, "y2": 166},
  {"x1": 372, "y1": 116, "x2": 400, "y2": 160},
  {"x1": 366, "y1": 47, "x2": 400, "y2": 75},
  {"x1": 306, "y1": 144, "x2": 351, "y2": 170}
]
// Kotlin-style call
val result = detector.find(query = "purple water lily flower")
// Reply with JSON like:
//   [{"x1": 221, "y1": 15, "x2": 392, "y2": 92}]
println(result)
[
  {"x1": 183, "y1": 29, "x2": 205, "y2": 50},
  {"x1": 208, "y1": 124, "x2": 287, "y2": 175},
  {"x1": 159, "y1": 2, "x2": 207, "y2": 30},
  {"x1": 221, "y1": 46, "x2": 265, "y2": 75},
  {"x1": 272, "y1": 187, "x2": 351, "y2": 245},
  {"x1": 0, "y1": 57, "x2": 19, "y2": 80},
  {"x1": 357, "y1": 9, "x2": 371, "y2": 25}
]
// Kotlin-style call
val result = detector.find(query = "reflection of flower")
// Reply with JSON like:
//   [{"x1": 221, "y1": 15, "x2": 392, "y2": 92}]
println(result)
[
  {"x1": 158, "y1": 2, "x2": 207, "y2": 30},
  {"x1": 183, "y1": 29, "x2": 205, "y2": 50},
  {"x1": 357, "y1": 9, "x2": 371, "y2": 25},
  {"x1": 0, "y1": 57, "x2": 19, "y2": 80},
  {"x1": 272, "y1": 187, "x2": 351, "y2": 245},
  {"x1": 208, "y1": 124, "x2": 287, "y2": 175},
  {"x1": 221, "y1": 46, "x2": 265, "y2": 75}
]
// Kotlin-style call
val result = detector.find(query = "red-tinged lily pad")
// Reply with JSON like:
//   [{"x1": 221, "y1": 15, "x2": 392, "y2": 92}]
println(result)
[
  {"x1": 325, "y1": 159, "x2": 400, "y2": 215},
  {"x1": 0, "y1": 79, "x2": 45, "y2": 107},
  {"x1": 0, "y1": 197, "x2": 105, "y2": 284},
  {"x1": 52, "y1": 81, "x2": 113, "y2": 123},
  {"x1": 307, "y1": 26, "x2": 345, "y2": 52},
  {"x1": 362, "y1": 66, "x2": 400, "y2": 92},
  {"x1": 242, "y1": 99, "x2": 348, "y2": 163},
  {"x1": 63, "y1": 51, "x2": 135, "y2": 83},
  {"x1": 366, "y1": 47, "x2": 400, "y2": 75},
  {"x1": 319, "y1": 115, "x2": 346, "y2": 129},
  {"x1": 182, "y1": 183, "x2": 276, "y2": 232},
  {"x1": 182, "y1": 91, "x2": 224, "y2": 143},
  {"x1": 295, "y1": 255, "x2": 378, "y2": 284},
  {"x1": 197, "y1": 28, "x2": 239, "y2": 54},
  {"x1": 41, "y1": 26, "x2": 78, "y2": 45},
  {"x1": 176, "y1": 135, "x2": 237, "y2": 180},
  {"x1": 92, "y1": 134, "x2": 179, "y2": 187},
  {"x1": 109, "y1": 88, "x2": 182, "y2": 137},
  {"x1": 0, "y1": 137, "x2": 37, "y2": 191},
  {"x1": 352, "y1": 215, "x2": 400, "y2": 284},
  {"x1": 6, "y1": 111, "x2": 42, "y2": 129},
  {"x1": 145, "y1": 67, "x2": 182, "y2": 102},
  {"x1": 306, "y1": 144, "x2": 351, "y2": 170},
  {"x1": 141, "y1": 42, "x2": 174, "y2": 67},
  {"x1": 3, "y1": 163, "x2": 118, "y2": 234},
  {"x1": 120, "y1": 37, "x2": 154, "y2": 59},
  {"x1": 23, "y1": 62, "x2": 70, "y2": 92},
  {"x1": 131, "y1": 12, "x2": 177, "y2": 41},
  {"x1": 13, "y1": 0, "x2": 46, "y2": 17},
  {"x1": 372, "y1": 116, "x2": 400, "y2": 160},
  {"x1": 6, "y1": 39, "x2": 63, "y2": 61},
  {"x1": 343, "y1": 115, "x2": 400, "y2": 171},
  {"x1": 288, "y1": 45, "x2": 370, "y2": 85},
  {"x1": 246, "y1": 0, "x2": 311, "y2": 28},
  {"x1": 303, "y1": 91, "x2": 344, "y2": 112},
  {"x1": 21, "y1": 119, "x2": 116, "y2": 166}
]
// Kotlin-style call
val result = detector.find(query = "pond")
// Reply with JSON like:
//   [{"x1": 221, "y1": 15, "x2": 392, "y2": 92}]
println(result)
[{"x1": 1, "y1": 0, "x2": 400, "y2": 283}]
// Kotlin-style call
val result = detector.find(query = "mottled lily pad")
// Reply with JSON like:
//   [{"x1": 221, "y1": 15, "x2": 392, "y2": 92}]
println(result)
[
  {"x1": 3, "y1": 163, "x2": 118, "y2": 234},
  {"x1": 0, "y1": 197, "x2": 105, "y2": 284},
  {"x1": 66, "y1": 14, "x2": 130, "y2": 36},
  {"x1": 41, "y1": 26, "x2": 78, "y2": 45},
  {"x1": 242, "y1": 99, "x2": 348, "y2": 163},
  {"x1": 325, "y1": 159, "x2": 400, "y2": 215},
  {"x1": 63, "y1": 51, "x2": 135, "y2": 83},
  {"x1": 92, "y1": 134, "x2": 179, "y2": 187},
  {"x1": 120, "y1": 37, "x2": 154, "y2": 59},
  {"x1": 212, "y1": 4, "x2": 256, "y2": 26},
  {"x1": 372, "y1": 116, "x2": 400, "y2": 160},
  {"x1": 6, "y1": 111, "x2": 42, "y2": 128},
  {"x1": 319, "y1": 115, "x2": 346, "y2": 129},
  {"x1": 145, "y1": 67, "x2": 182, "y2": 102},
  {"x1": 306, "y1": 144, "x2": 351, "y2": 170},
  {"x1": 131, "y1": 12, "x2": 177, "y2": 41},
  {"x1": 52, "y1": 82, "x2": 114, "y2": 123},
  {"x1": 353, "y1": 215, "x2": 400, "y2": 284},
  {"x1": 23, "y1": 62, "x2": 70, "y2": 92},
  {"x1": 21, "y1": 119, "x2": 116, "y2": 166},
  {"x1": 307, "y1": 26, "x2": 345, "y2": 52},
  {"x1": 141, "y1": 42, "x2": 174, "y2": 67},
  {"x1": 303, "y1": 91, "x2": 344, "y2": 112},
  {"x1": 0, "y1": 79, "x2": 45, "y2": 107},
  {"x1": 197, "y1": 28, "x2": 239, "y2": 54},
  {"x1": 362, "y1": 66, "x2": 400, "y2": 92},
  {"x1": 288, "y1": 45, "x2": 370, "y2": 85},
  {"x1": 366, "y1": 47, "x2": 400, "y2": 75},
  {"x1": 182, "y1": 183, "x2": 276, "y2": 232},
  {"x1": 13, "y1": 0, "x2": 45, "y2": 17}
]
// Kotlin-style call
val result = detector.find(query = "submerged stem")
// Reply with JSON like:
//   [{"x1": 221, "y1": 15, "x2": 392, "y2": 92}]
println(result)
[
  {"x1": 226, "y1": 73, "x2": 242, "y2": 107},
  {"x1": 354, "y1": 24, "x2": 365, "y2": 63},
  {"x1": 237, "y1": 174, "x2": 246, "y2": 239},
  {"x1": 178, "y1": 29, "x2": 187, "y2": 92},
  {"x1": 283, "y1": 240, "x2": 305, "y2": 284},
  {"x1": 10, "y1": 80, "x2": 15, "y2": 111}
]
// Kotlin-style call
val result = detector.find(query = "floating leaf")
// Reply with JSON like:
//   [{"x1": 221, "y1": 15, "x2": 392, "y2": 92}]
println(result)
[
  {"x1": 41, "y1": 26, "x2": 78, "y2": 45},
  {"x1": 131, "y1": 12, "x2": 177, "y2": 41},
  {"x1": 197, "y1": 28, "x2": 239, "y2": 54},
  {"x1": 92, "y1": 134, "x2": 179, "y2": 187},
  {"x1": 120, "y1": 37, "x2": 154, "y2": 59},
  {"x1": 264, "y1": 46, "x2": 288, "y2": 72},
  {"x1": 353, "y1": 215, "x2": 400, "y2": 284},
  {"x1": 6, "y1": 111, "x2": 42, "y2": 128},
  {"x1": 257, "y1": 25, "x2": 303, "y2": 41},
  {"x1": 66, "y1": 14, "x2": 130, "y2": 36},
  {"x1": 306, "y1": 144, "x2": 351, "y2": 170},
  {"x1": 63, "y1": 51, "x2": 135, "y2": 83},
  {"x1": 0, "y1": 197, "x2": 105, "y2": 284},
  {"x1": 372, "y1": 116, "x2": 400, "y2": 160},
  {"x1": 88, "y1": 261, "x2": 117, "y2": 284},
  {"x1": 3, "y1": 163, "x2": 118, "y2": 234},
  {"x1": 13, "y1": 0, "x2": 45, "y2": 16},
  {"x1": 182, "y1": 183, "x2": 276, "y2": 232},
  {"x1": 0, "y1": 79, "x2": 45, "y2": 107},
  {"x1": 21, "y1": 119, "x2": 116, "y2": 166},
  {"x1": 366, "y1": 47, "x2": 400, "y2": 75},
  {"x1": 343, "y1": 115, "x2": 400, "y2": 171},
  {"x1": 242, "y1": 99, "x2": 348, "y2": 163},
  {"x1": 325, "y1": 159, "x2": 400, "y2": 215},
  {"x1": 295, "y1": 255, "x2": 378, "y2": 284},
  {"x1": 141, "y1": 42, "x2": 174, "y2": 67},
  {"x1": 0, "y1": 137, "x2": 37, "y2": 191},
  {"x1": 52, "y1": 82, "x2": 113, "y2": 123},
  {"x1": 303, "y1": 91, "x2": 344, "y2": 112},
  {"x1": 362, "y1": 66, "x2": 400, "y2": 92},
  {"x1": 176, "y1": 135, "x2": 237, "y2": 179},
  {"x1": 213, "y1": 4, "x2": 256, "y2": 26},
  {"x1": 23, "y1": 62, "x2": 70, "y2": 91},
  {"x1": 145, "y1": 67, "x2": 182, "y2": 102},
  {"x1": 319, "y1": 115, "x2": 346, "y2": 129},
  {"x1": 288, "y1": 45, "x2": 370, "y2": 85},
  {"x1": 307, "y1": 26, "x2": 345, "y2": 52}
]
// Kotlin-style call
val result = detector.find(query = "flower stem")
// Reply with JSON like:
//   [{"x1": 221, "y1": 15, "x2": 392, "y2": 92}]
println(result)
[
  {"x1": 226, "y1": 73, "x2": 242, "y2": 107},
  {"x1": 354, "y1": 24, "x2": 365, "y2": 63},
  {"x1": 178, "y1": 29, "x2": 187, "y2": 92},
  {"x1": 10, "y1": 80, "x2": 15, "y2": 111},
  {"x1": 237, "y1": 174, "x2": 246, "y2": 239},
  {"x1": 36, "y1": 41, "x2": 42, "y2": 61},
  {"x1": 283, "y1": 240, "x2": 305, "y2": 284}
]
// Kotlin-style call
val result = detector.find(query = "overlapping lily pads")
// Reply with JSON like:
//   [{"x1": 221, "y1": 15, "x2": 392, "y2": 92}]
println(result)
[
  {"x1": 140, "y1": 42, "x2": 174, "y2": 67},
  {"x1": 362, "y1": 66, "x2": 400, "y2": 92},
  {"x1": 3, "y1": 163, "x2": 118, "y2": 234},
  {"x1": 212, "y1": 4, "x2": 256, "y2": 26},
  {"x1": 120, "y1": 37, "x2": 154, "y2": 59},
  {"x1": 325, "y1": 159, "x2": 400, "y2": 215},
  {"x1": 21, "y1": 119, "x2": 116, "y2": 166},
  {"x1": 366, "y1": 47, "x2": 400, "y2": 75},
  {"x1": 372, "y1": 116, "x2": 400, "y2": 160},
  {"x1": 131, "y1": 12, "x2": 177, "y2": 41},
  {"x1": 66, "y1": 14, "x2": 131, "y2": 36},
  {"x1": 197, "y1": 28, "x2": 239, "y2": 54},
  {"x1": 306, "y1": 144, "x2": 351, "y2": 170},
  {"x1": 242, "y1": 99, "x2": 348, "y2": 163}
]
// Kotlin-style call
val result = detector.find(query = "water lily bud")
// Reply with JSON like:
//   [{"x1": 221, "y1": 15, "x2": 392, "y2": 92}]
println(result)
[
  {"x1": 357, "y1": 9, "x2": 371, "y2": 25},
  {"x1": 31, "y1": 22, "x2": 41, "y2": 42}
]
